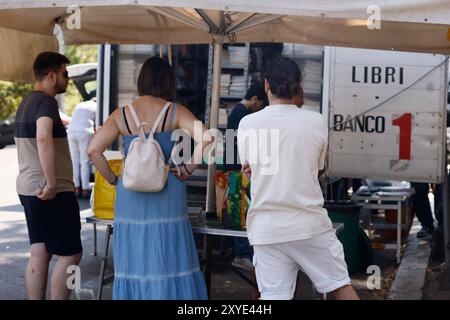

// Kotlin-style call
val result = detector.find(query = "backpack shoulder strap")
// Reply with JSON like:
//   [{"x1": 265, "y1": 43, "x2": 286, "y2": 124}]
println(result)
[
  {"x1": 150, "y1": 102, "x2": 172, "y2": 135},
  {"x1": 127, "y1": 103, "x2": 141, "y2": 130}
]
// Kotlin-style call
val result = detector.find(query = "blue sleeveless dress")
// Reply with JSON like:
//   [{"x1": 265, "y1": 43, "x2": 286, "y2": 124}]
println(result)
[{"x1": 112, "y1": 106, "x2": 207, "y2": 300}]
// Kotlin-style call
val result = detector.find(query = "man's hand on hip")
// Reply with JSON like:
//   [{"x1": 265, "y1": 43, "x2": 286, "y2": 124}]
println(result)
[{"x1": 36, "y1": 185, "x2": 56, "y2": 200}]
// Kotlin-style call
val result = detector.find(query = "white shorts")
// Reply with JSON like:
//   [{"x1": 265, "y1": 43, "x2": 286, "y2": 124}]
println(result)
[{"x1": 253, "y1": 229, "x2": 352, "y2": 300}]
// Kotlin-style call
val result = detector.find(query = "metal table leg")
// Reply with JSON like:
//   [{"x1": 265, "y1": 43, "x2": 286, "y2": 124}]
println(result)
[
  {"x1": 397, "y1": 201, "x2": 402, "y2": 264},
  {"x1": 202, "y1": 234, "x2": 212, "y2": 298},
  {"x1": 93, "y1": 223, "x2": 97, "y2": 256},
  {"x1": 96, "y1": 224, "x2": 112, "y2": 300}
]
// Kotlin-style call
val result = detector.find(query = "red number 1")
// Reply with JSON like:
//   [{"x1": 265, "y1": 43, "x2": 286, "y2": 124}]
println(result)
[{"x1": 392, "y1": 113, "x2": 412, "y2": 160}]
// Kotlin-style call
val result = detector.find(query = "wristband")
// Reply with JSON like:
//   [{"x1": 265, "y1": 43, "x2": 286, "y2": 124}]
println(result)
[{"x1": 46, "y1": 185, "x2": 56, "y2": 192}]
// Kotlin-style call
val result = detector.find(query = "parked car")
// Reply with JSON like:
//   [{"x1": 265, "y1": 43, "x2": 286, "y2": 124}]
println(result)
[
  {"x1": 0, "y1": 116, "x2": 15, "y2": 149},
  {"x1": 0, "y1": 63, "x2": 97, "y2": 150},
  {"x1": 67, "y1": 63, "x2": 98, "y2": 183},
  {"x1": 67, "y1": 63, "x2": 97, "y2": 101},
  {"x1": 447, "y1": 81, "x2": 450, "y2": 152},
  {"x1": 0, "y1": 110, "x2": 71, "y2": 149}
]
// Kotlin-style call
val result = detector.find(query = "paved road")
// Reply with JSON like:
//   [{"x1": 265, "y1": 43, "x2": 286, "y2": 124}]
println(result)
[
  {"x1": 0, "y1": 145, "x2": 112, "y2": 300},
  {"x1": 0, "y1": 145, "x2": 395, "y2": 300},
  {"x1": 0, "y1": 146, "x2": 256, "y2": 300},
  {"x1": 0, "y1": 145, "x2": 29, "y2": 300}
]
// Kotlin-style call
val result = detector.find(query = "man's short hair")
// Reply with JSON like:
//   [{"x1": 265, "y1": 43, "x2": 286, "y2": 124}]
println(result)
[
  {"x1": 244, "y1": 82, "x2": 267, "y2": 101},
  {"x1": 264, "y1": 56, "x2": 302, "y2": 99},
  {"x1": 33, "y1": 52, "x2": 70, "y2": 81}
]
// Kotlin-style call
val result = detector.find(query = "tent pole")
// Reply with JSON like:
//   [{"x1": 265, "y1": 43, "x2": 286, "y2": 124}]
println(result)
[
  {"x1": 168, "y1": 45, "x2": 172, "y2": 65},
  {"x1": 443, "y1": 59, "x2": 449, "y2": 265},
  {"x1": 205, "y1": 37, "x2": 223, "y2": 216},
  {"x1": 53, "y1": 24, "x2": 66, "y2": 112},
  {"x1": 443, "y1": 156, "x2": 449, "y2": 264},
  {"x1": 101, "y1": 44, "x2": 112, "y2": 126}
]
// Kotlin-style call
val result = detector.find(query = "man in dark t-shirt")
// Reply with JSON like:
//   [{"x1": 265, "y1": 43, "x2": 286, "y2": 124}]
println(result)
[
  {"x1": 225, "y1": 83, "x2": 266, "y2": 271},
  {"x1": 226, "y1": 83, "x2": 267, "y2": 171},
  {"x1": 14, "y1": 52, "x2": 82, "y2": 300}
]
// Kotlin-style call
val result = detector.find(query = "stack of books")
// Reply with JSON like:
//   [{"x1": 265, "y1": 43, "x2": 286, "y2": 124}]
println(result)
[
  {"x1": 283, "y1": 44, "x2": 324, "y2": 57},
  {"x1": 229, "y1": 75, "x2": 248, "y2": 97},
  {"x1": 118, "y1": 59, "x2": 139, "y2": 91},
  {"x1": 302, "y1": 60, "x2": 322, "y2": 95},
  {"x1": 221, "y1": 49, "x2": 230, "y2": 65},
  {"x1": 220, "y1": 74, "x2": 231, "y2": 96},
  {"x1": 218, "y1": 108, "x2": 228, "y2": 127},
  {"x1": 227, "y1": 46, "x2": 247, "y2": 65}
]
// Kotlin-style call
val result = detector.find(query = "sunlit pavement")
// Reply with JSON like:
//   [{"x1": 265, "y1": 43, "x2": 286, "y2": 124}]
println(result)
[
  {"x1": 0, "y1": 145, "x2": 415, "y2": 300},
  {"x1": 0, "y1": 145, "x2": 111, "y2": 300}
]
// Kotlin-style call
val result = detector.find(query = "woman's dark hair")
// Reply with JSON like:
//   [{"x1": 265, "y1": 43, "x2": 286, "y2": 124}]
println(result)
[
  {"x1": 264, "y1": 56, "x2": 302, "y2": 99},
  {"x1": 137, "y1": 57, "x2": 174, "y2": 98},
  {"x1": 33, "y1": 52, "x2": 70, "y2": 81}
]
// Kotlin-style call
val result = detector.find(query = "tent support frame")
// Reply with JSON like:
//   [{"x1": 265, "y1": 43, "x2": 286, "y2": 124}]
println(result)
[
  {"x1": 147, "y1": 6, "x2": 210, "y2": 32},
  {"x1": 226, "y1": 14, "x2": 284, "y2": 33},
  {"x1": 205, "y1": 36, "x2": 223, "y2": 215},
  {"x1": 195, "y1": 9, "x2": 219, "y2": 34}
]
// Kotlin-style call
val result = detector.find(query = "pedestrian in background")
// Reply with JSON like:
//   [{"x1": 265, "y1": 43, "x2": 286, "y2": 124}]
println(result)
[
  {"x1": 225, "y1": 82, "x2": 266, "y2": 271},
  {"x1": 411, "y1": 182, "x2": 435, "y2": 238},
  {"x1": 67, "y1": 98, "x2": 96, "y2": 199}
]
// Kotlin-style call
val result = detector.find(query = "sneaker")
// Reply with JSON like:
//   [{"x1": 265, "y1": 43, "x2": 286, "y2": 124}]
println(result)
[
  {"x1": 231, "y1": 257, "x2": 254, "y2": 271},
  {"x1": 417, "y1": 226, "x2": 434, "y2": 239}
]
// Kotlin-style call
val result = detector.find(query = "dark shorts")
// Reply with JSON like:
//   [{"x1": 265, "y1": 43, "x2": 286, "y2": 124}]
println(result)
[{"x1": 19, "y1": 192, "x2": 82, "y2": 256}]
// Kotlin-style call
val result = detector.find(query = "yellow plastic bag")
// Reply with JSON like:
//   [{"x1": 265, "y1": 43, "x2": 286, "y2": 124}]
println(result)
[{"x1": 92, "y1": 159, "x2": 123, "y2": 220}]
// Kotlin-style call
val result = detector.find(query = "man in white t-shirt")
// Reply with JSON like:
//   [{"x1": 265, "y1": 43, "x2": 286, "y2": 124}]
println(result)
[
  {"x1": 67, "y1": 98, "x2": 96, "y2": 198},
  {"x1": 237, "y1": 56, "x2": 359, "y2": 300}
]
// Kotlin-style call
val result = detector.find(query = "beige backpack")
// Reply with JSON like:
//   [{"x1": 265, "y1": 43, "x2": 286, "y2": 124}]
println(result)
[{"x1": 122, "y1": 102, "x2": 179, "y2": 192}]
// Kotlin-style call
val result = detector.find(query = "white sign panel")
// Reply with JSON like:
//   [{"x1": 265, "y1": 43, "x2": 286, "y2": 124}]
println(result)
[{"x1": 326, "y1": 47, "x2": 448, "y2": 183}]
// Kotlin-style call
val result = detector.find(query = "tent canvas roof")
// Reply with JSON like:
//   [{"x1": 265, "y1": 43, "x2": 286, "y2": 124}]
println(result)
[{"x1": 0, "y1": 1, "x2": 449, "y2": 81}]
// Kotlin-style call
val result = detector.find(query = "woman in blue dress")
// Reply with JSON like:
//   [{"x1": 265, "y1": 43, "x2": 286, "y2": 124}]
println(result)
[{"x1": 88, "y1": 57, "x2": 211, "y2": 299}]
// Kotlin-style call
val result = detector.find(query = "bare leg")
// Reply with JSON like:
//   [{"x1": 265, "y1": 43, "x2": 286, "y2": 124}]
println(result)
[
  {"x1": 333, "y1": 284, "x2": 360, "y2": 300},
  {"x1": 26, "y1": 243, "x2": 52, "y2": 300},
  {"x1": 50, "y1": 253, "x2": 82, "y2": 300}
]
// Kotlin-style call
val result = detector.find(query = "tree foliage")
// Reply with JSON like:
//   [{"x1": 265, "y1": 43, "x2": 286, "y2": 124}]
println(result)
[
  {"x1": 0, "y1": 81, "x2": 33, "y2": 120},
  {"x1": 65, "y1": 45, "x2": 98, "y2": 65},
  {"x1": 64, "y1": 45, "x2": 98, "y2": 116},
  {"x1": 0, "y1": 45, "x2": 98, "y2": 120}
]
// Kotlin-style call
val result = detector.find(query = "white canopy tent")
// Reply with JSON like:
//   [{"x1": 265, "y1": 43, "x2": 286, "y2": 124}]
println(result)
[
  {"x1": 1, "y1": 1, "x2": 450, "y2": 81},
  {"x1": 0, "y1": 27, "x2": 58, "y2": 82},
  {"x1": 1, "y1": 0, "x2": 450, "y2": 261}
]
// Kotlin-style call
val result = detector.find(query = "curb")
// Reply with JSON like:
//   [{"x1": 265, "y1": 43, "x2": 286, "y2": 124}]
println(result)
[{"x1": 388, "y1": 218, "x2": 431, "y2": 300}]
